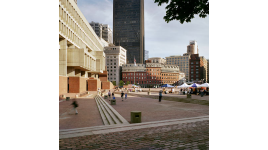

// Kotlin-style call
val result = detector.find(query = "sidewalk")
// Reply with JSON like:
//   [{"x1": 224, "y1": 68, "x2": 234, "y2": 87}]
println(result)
[{"x1": 59, "y1": 98, "x2": 103, "y2": 130}]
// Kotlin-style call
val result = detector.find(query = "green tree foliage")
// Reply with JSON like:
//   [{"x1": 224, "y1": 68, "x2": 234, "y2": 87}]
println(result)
[
  {"x1": 154, "y1": 0, "x2": 209, "y2": 23},
  {"x1": 112, "y1": 81, "x2": 116, "y2": 86},
  {"x1": 119, "y1": 80, "x2": 124, "y2": 86},
  {"x1": 126, "y1": 81, "x2": 130, "y2": 85}
]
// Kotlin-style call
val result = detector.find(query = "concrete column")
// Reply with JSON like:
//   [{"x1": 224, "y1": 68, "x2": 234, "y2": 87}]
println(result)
[
  {"x1": 67, "y1": 67, "x2": 75, "y2": 76},
  {"x1": 81, "y1": 71, "x2": 86, "y2": 77},
  {"x1": 75, "y1": 69, "x2": 81, "y2": 77},
  {"x1": 59, "y1": 39, "x2": 67, "y2": 76}
]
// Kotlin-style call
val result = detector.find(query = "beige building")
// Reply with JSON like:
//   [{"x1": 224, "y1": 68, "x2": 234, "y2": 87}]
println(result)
[
  {"x1": 90, "y1": 22, "x2": 113, "y2": 44},
  {"x1": 59, "y1": 0, "x2": 107, "y2": 95},
  {"x1": 187, "y1": 40, "x2": 198, "y2": 55},
  {"x1": 166, "y1": 55, "x2": 190, "y2": 81},
  {"x1": 200, "y1": 56, "x2": 208, "y2": 83},
  {"x1": 147, "y1": 57, "x2": 166, "y2": 64},
  {"x1": 104, "y1": 46, "x2": 127, "y2": 86}
]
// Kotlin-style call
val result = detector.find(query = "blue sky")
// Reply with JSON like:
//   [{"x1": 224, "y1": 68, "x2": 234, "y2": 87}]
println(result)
[{"x1": 77, "y1": 0, "x2": 209, "y2": 59}]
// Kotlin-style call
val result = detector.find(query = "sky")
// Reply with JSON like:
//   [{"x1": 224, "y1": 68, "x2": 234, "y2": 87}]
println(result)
[{"x1": 77, "y1": 0, "x2": 209, "y2": 59}]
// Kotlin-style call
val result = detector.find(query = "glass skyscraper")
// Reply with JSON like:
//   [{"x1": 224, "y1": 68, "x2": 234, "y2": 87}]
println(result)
[{"x1": 113, "y1": 0, "x2": 145, "y2": 64}]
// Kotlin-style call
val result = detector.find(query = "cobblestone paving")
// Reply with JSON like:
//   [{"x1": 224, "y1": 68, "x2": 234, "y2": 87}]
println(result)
[{"x1": 59, "y1": 120, "x2": 209, "y2": 150}]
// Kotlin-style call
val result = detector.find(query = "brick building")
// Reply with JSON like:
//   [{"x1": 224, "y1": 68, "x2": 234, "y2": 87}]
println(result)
[
  {"x1": 189, "y1": 54, "x2": 208, "y2": 83},
  {"x1": 122, "y1": 61, "x2": 185, "y2": 88}
]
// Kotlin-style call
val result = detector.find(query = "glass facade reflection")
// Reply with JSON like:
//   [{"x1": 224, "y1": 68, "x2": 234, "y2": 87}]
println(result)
[{"x1": 113, "y1": 0, "x2": 144, "y2": 64}]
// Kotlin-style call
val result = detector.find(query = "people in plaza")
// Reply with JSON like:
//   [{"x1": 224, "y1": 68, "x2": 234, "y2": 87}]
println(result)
[
  {"x1": 108, "y1": 90, "x2": 111, "y2": 98},
  {"x1": 112, "y1": 92, "x2": 114, "y2": 99},
  {"x1": 97, "y1": 88, "x2": 100, "y2": 95},
  {"x1": 70, "y1": 99, "x2": 78, "y2": 115},
  {"x1": 201, "y1": 89, "x2": 204, "y2": 97},
  {"x1": 125, "y1": 91, "x2": 127, "y2": 100},
  {"x1": 121, "y1": 90, "x2": 124, "y2": 101},
  {"x1": 159, "y1": 90, "x2": 162, "y2": 102}
]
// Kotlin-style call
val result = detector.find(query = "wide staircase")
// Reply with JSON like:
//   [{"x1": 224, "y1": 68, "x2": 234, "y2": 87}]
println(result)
[
  {"x1": 59, "y1": 115, "x2": 209, "y2": 139},
  {"x1": 94, "y1": 94, "x2": 129, "y2": 126}
]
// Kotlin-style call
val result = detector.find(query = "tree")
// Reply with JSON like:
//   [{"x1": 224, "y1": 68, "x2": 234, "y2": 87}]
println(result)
[
  {"x1": 112, "y1": 81, "x2": 116, "y2": 86},
  {"x1": 119, "y1": 80, "x2": 124, "y2": 87},
  {"x1": 126, "y1": 81, "x2": 130, "y2": 85},
  {"x1": 154, "y1": 0, "x2": 209, "y2": 24}
]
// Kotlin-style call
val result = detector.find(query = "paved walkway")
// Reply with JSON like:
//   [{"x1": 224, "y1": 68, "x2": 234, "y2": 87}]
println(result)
[
  {"x1": 59, "y1": 119, "x2": 209, "y2": 150},
  {"x1": 127, "y1": 91, "x2": 209, "y2": 101},
  {"x1": 59, "y1": 98, "x2": 103, "y2": 129},
  {"x1": 110, "y1": 94, "x2": 208, "y2": 123},
  {"x1": 59, "y1": 91, "x2": 209, "y2": 149}
]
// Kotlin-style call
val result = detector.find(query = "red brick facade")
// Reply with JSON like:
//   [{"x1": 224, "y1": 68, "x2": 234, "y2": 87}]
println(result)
[
  {"x1": 189, "y1": 54, "x2": 205, "y2": 83},
  {"x1": 122, "y1": 67, "x2": 180, "y2": 88}
]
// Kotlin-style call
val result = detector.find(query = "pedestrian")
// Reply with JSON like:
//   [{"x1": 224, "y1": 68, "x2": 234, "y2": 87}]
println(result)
[
  {"x1": 108, "y1": 90, "x2": 111, "y2": 98},
  {"x1": 121, "y1": 90, "x2": 124, "y2": 101},
  {"x1": 125, "y1": 92, "x2": 127, "y2": 100},
  {"x1": 159, "y1": 90, "x2": 162, "y2": 102},
  {"x1": 201, "y1": 89, "x2": 204, "y2": 97},
  {"x1": 70, "y1": 99, "x2": 78, "y2": 115},
  {"x1": 112, "y1": 92, "x2": 114, "y2": 99}
]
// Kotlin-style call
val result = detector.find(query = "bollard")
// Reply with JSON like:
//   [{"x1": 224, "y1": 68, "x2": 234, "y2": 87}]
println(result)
[
  {"x1": 187, "y1": 94, "x2": 191, "y2": 98},
  {"x1": 110, "y1": 99, "x2": 116, "y2": 105},
  {"x1": 131, "y1": 111, "x2": 141, "y2": 123}
]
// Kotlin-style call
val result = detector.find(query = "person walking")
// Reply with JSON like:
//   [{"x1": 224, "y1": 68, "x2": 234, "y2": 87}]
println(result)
[
  {"x1": 112, "y1": 92, "x2": 115, "y2": 99},
  {"x1": 159, "y1": 90, "x2": 162, "y2": 102},
  {"x1": 70, "y1": 99, "x2": 78, "y2": 115},
  {"x1": 121, "y1": 90, "x2": 124, "y2": 101},
  {"x1": 125, "y1": 91, "x2": 127, "y2": 100},
  {"x1": 108, "y1": 90, "x2": 111, "y2": 98}
]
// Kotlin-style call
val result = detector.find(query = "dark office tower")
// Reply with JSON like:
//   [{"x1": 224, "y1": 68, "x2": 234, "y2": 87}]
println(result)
[{"x1": 113, "y1": 0, "x2": 145, "y2": 64}]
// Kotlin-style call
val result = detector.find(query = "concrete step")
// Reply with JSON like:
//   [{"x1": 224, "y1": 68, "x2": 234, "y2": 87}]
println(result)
[
  {"x1": 95, "y1": 98, "x2": 109, "y2": 125},
  {"x1": 97, "y1": 97, "x2": 121, "y2": 124},
  {"x1": 96, "y1": 97, "x2": 116, "y2": 125},
  {"x1": 94, "y1": 95, "x2": 129, "y2": 126},
  {"x1": 59, "y1": 115, "x2": 209, "y2": 139}
]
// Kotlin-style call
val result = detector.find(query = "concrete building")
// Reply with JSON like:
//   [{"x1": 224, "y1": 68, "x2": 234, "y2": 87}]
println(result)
[
  {"x1": 145, "y1": 50, "x2": 149, "y2": 60},
  {"x1": 59, "y1": 0, "x2": 112, "y2": 95},
  {"x1": 102, "y1": 24, "x2": 113, "y2": 44},
  {"x1": 147, "y1": 57, "x2": 166, "y2": 64},
  {"x1": 104, "y1": 46, "x2": 127, "y2": 86},
  {"x1": 200, "y1": 56, "x2": 208, "y2": 83},
  {"x1": 89, "y1": 21, "x2": 103, "y2": 39},
  {"x1": 187, "y1": 40, "x2": 198, "y2": 55},
  {"x1": 189, "y1": 54, "x2": 208, "y2": 83},
  {"x1": 166, "y1": 55, "x2": 190, "y2": 81},
  {"x1": 90, "y1": 22, "x2": 113, "y2": 44},
  {"x1": 122, "y1": 62, "x2": 185, "y2": 88},
  {"x1": 207, "y1": 59, "x2": 209, "y2": 83},
  {"x1": 113, "y1": 0, "x2": 145, "y2": 64}
]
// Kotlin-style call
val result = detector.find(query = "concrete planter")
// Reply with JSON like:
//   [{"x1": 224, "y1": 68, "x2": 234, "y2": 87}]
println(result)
[{"x1": 131, "y1": 111, "x2": 141, "y2": 123}]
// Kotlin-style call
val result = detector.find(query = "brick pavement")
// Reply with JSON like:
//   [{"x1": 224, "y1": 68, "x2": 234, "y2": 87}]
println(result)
[
  {"x1": 59, "y1": 98, "x2": 104, "y2": 129},
  {"x1": 59, "y1": 120, "x2": 209, "y2": 150},
  {"x1": 108, "y1": 94, "x2": 209, "y2": 123}
]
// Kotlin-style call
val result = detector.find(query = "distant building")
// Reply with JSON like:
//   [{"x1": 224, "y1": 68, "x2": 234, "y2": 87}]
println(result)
[
  {"x1": 145, "y1": 50, "x2": 149, "y2": 60},
  {"x1": 187, "y1": 40, "x2": 198, "y2": 55},
  {"x1": 104, "y1": 46, "x2": 127, "y2": 86},
  {"x1": 166, "y1": 55, "x2": 190, "y2": 81},
  {"x1": 122, "y1": 62, "x2": 184, "y2": 88},
  {"x1": 113, "y1": 0, "x2": 145, "y2": 64},
  {"x1": 148, "y1": 57, "x2": 166, "y2": 64},
  {"x1": 207, "y1": 59, "x2": 209, "y2": 83},
  {"x1": 90, "y1": 21, "x2": 113, "y2": 44},
  {"x1": 189, "y1": 54, "x2": 208, "y2": 83}
]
